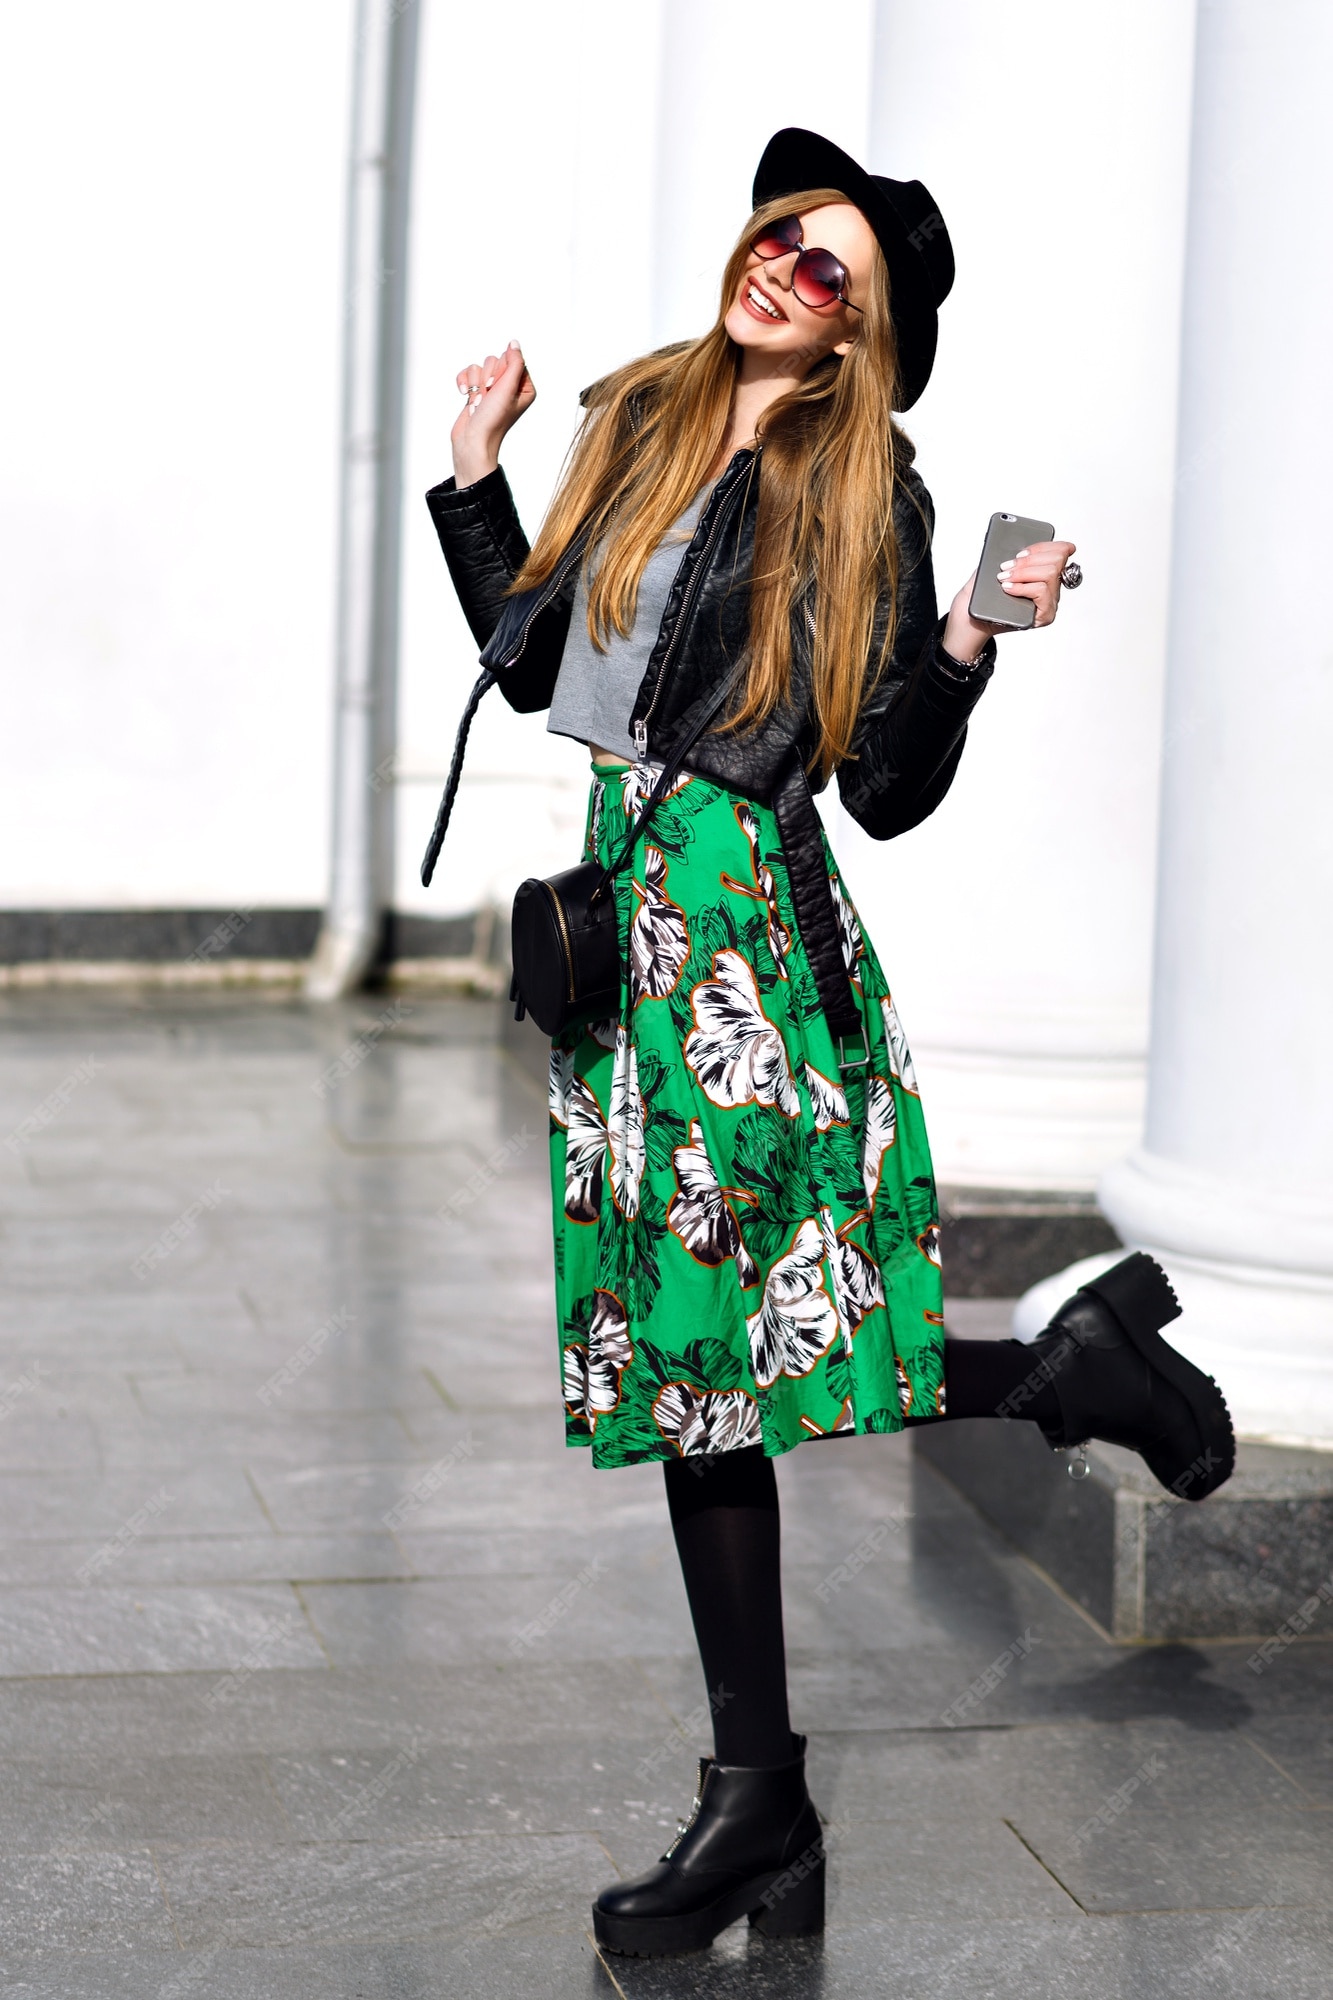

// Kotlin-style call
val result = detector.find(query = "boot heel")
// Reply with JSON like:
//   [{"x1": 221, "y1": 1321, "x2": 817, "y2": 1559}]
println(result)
[
  {"x1": 749, "y1": 1853, "x2": 825, "y2": 1937},
  {"x1": 1080, "y1": 1251, "x2": 1180, "y2": 1334}
]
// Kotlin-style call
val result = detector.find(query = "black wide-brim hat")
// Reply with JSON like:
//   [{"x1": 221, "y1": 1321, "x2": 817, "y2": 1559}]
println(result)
[{"x1": 752, "y1": 127, "x2": 954, "y2": 411}]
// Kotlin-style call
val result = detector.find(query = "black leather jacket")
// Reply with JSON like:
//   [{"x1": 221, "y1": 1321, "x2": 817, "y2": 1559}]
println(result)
[{"x1": 425, "y1": 445, "x2": 995, "y2": 1039}]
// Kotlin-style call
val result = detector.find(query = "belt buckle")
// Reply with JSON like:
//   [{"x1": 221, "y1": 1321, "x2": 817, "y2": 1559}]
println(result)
[{"x1": 837, "y1": 1027, "x2": 870, "y2": 1070}]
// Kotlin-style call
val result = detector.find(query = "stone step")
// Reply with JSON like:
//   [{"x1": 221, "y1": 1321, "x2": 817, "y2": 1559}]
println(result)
[{"x1": 914, "y1": 1418, "x2": 1333, "y2": 1643}]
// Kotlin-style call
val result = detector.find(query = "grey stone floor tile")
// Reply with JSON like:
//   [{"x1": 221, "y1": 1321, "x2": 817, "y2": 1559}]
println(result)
[
  {"x1": 0, "y1": 1532, "x2": 413, "y2": 1589},
  {"x1": 0, "y1": 1849, "x2": 176, "y2": 1950},
  {"x1": 0, "y1": 1932, "x2": 612, "y2": 1999},
  {"x1": 249, "y1": 1450, "x2": 659, "y2": 1539},
  {"x1": 267, "y1": 1734, "x2": 709, "y2": 1849},
  {"x1": 1008, "y1": 1801, "x2": 1333, "y2": 1912},
  {"x1": 0, "y1": 1585, "x2": 326, "y2": 1677},
  {"x1": 1202, "y1": 1639, "x2": 1333, "y2": 1718},
  {"x1": 4, "y1": 1917, "x2": 1333, "y2": 2000},
  {"x1": 299, "y1": 1568, "x2": 695, "y2": 1669},
  {"x1": 605, "y1": 1910, "x2": 1333, "y2": 2000},
  {"x1": 0, "y1": 1409, "x2": 101, "y2": 1474},
  {"x1": 131, "y1": 1363, "x2": 450, "y2": 1417},
  {"x1": 93, "y1": 1409, "x2": 419, "y2": 1472},
  {"x1": 822, "y1": 1814, "x2": 1074, "y2": 1922},
  {"x1": 0, "y1": 1752, "x2": 292, "y2": 1849},
  {"x1": 153, "y1": 1830, "x2": 610, "y2": 1946},
  {"x1": 805, "y1": 1717, "x2": 1311, "y2": 1825},
  {"x1": 1241, "y1": 1715, "x2": 1333, "y2": 1802},
  {"x1": 392, "y1": 1522, "x2": 675, "y2": 1581},
  {"x1": 0, "y1": 1660, "x2": 676, "y2": 1761},
  {"x1": 0, "y1": 1463, "x2": 268, "y2": 1540},
  {"x1": 777, "y1": 1638, "x2": 1266, "y2": 1735}
]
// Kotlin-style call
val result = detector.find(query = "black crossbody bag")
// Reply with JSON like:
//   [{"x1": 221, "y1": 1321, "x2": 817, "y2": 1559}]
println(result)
[{"x1": 420, "y1": 674, "x2": 732, "y2": 1039}]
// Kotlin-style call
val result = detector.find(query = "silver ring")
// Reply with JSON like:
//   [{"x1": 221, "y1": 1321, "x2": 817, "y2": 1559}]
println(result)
[{"x1": 1061, "y1": 561, "x2": 1083, "y2": 590}]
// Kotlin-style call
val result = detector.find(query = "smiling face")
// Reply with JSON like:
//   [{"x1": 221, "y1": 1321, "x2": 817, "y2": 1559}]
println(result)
[{"x1": 723, "y1": 200, "x2": 877, "y2": 371}]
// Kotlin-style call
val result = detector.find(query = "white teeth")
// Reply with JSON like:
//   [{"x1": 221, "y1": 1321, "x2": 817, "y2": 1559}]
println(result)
[{"x1": 747, "y1": 282, "x2": 782, "y2": 320}]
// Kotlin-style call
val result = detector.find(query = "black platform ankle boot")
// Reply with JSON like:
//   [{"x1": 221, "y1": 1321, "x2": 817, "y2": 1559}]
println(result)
[
  {"x1": 593, "y1": 1732, "x2": 824, "y2": 1957},
  {"x1": 1028, "y1": 1252, "x2": 1235, "y2": 1500}
]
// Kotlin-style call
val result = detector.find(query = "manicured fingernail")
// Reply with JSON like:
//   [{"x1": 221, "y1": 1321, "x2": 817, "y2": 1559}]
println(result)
[
  {"x1": 483, "y1": 377, "x2": 493, "y2": 388},
  {"x1": 1001, "y1": 581, "x2": 1016, "y2": 591},
  {"x1": 998, "y1": 559, "x2": 1014, "y2": 572},
  {"x1": 1015, "y1": 547, "x2": 1030, "y2": 558}
]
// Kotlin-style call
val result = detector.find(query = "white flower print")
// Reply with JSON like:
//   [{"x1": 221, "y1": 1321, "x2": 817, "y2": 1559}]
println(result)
[
  {"x1": 621, "y1": 763, "x2": 691, "y2": 821},
  {"x1": 817, "y1": 1206, "x2": 885, "y2": 1352},
  {"x1": 799, "y1": 1397, "x2": 854, "y2": 1438},
  {"x1": 630, "y1": 846, "x2": 690, "y2": 1002},
  {"x1": 721, "y1": 803, "x2": 792, "y2": 974},
  {"x1": 895, "y1": 1355, "x2": 914, "y2": 1415},
  {"x1": 564, "y1": 1074, "x2": 607, "y2": 1224},
  {"x1": 861, "y1": 1074, "x2": 898, "y2": 1201},
  {"x1": 746, "y1": 1216, "x2": 841, "y2": 1389},
  {"x1": 881, "y1": 995, "x2": 918, "y2": 1093},
  {"x1": 916, "y1": 1223, "x2": 942, "y2": 1267},
  {"x1": 563, "y1": 1289, "x2": 633, "y2": 1426},
  {"x1": 608, "y1": 1028, "x2": 646, "y2": 1218},
  {"x1": 667, "y1": 1118, "x2": 759, "y2": 1288},
  {"x1": 831, "y1": 876, "x2": 865, "y2": 983},
  {"x1": 684, "y1": 950, "x2": 801, "y2": 1119},
  {"x1": 588, "y1": 1018, "x2": 618, "y2": 1049},
  {"x1": 803, "y1": 1062, "x2": 849, "y2": 1132},
  {"x1": 549, "y1": 1045, "x2": 574, "y2": 1127},
  {"x1": 653, "y1": 1381, "x2": 762, "y2": 1456}
]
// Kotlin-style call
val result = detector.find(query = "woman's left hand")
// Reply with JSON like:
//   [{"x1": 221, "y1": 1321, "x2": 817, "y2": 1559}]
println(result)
[
  {"x1": 993, "y1": 538, "x2": 1078, "y2": 628},
  {"x1": 942, "y1": 538, "x2": 1078, "y2": 660}
]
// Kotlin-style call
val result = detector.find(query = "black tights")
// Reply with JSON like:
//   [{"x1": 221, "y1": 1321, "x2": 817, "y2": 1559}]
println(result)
[{"x1": 663, "y1": 1338, "x2": 1060, "y2": 1768}]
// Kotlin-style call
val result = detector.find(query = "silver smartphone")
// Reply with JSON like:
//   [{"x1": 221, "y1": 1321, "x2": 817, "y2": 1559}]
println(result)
[{"x1": 967, "y1": 512, "x2": 1055, "y2": 631}]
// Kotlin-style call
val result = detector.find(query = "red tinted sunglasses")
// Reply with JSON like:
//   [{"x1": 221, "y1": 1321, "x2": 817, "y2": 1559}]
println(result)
[{"x1": 749, "y1": 214, "x2": 863, "y2": 314}]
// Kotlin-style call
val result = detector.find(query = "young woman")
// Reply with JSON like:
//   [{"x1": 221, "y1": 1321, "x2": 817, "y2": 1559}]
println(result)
[{"x1": 426, "y1": 129, "x2": 1234, "y2": 1959}]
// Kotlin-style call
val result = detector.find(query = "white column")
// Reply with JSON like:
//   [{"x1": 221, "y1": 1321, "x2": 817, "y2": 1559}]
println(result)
[
  {"x1": 308, "y1": 0, "x2": 420, "y2": 999},
  {"x1": 828, "y1": 1, "x2": 1197, "y2": 1191},
  {"x1": 1092, "y1": 0, "x2": 1333, "y2": 1444}
]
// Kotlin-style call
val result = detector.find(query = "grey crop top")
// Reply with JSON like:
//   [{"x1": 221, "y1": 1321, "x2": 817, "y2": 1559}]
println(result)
[{"x1": 546, "y1": 491, "x2": 711, "y2": 761}]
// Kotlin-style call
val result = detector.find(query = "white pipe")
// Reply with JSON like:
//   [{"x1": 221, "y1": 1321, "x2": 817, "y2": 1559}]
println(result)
[{"x1": 307, "y1": 0, "x2": 421, "y2": 1000}]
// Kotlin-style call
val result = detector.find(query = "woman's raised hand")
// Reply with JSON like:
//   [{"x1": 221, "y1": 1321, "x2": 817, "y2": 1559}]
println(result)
[
  {"x1": 451, "y1": 341, "x2": 536, "y2": 488},
  {"x1": 942, "y1": 539, "x2": 1079, "y2": 661}
]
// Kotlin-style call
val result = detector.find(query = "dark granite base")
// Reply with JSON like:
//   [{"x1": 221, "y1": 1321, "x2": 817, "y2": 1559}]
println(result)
[
  {"x1": 914, "y1": 1418, "x2": 1333, "y2": 1641},
  {"x1": 0, "y1": 909, "x2": 485, "y2": 967},
  {"x1": 939, "y1": 1193, "x2": 1121, "y2": 1298}
]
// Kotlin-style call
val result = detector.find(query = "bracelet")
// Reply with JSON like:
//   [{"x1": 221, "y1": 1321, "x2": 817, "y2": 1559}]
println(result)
[{"x1": 935, "y1": 638, "x2": 993, "y2": 680}]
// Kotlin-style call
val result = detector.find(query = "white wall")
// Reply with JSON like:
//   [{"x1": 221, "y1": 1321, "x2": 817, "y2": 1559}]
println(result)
[{"x1": 0, "y1": 0, "x2": 352, "y2": 907}]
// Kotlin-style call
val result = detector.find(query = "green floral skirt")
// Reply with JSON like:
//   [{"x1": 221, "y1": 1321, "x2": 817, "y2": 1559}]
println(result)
[{"x1": 549, "y1": 757, "x2": 944, "y2": 1469}]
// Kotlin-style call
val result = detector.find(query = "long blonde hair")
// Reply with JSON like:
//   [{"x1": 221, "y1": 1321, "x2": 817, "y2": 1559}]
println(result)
[{"x1": 513, "y1": 190, "x2": 917, "y2": 782}]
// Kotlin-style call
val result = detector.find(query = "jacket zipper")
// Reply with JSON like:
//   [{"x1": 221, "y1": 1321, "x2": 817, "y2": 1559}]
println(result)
[
  {"x1": 496, "y1": 533, "x2": 590, "y2": 672},
  {"x1": 633, "y1": 447, "x2": 757, "y2": 760}
]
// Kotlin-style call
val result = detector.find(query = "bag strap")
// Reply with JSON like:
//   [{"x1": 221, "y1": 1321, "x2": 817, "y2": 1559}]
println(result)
[
  {"x1": 591, "y1": 679, "x2": 734, "y2": 904},
  {"x1": 419, "y1": 666, "x2": 732, "y2": 894},
  {"x1": 420, "y1": 668, "x2": 497, "y2": 887}
]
